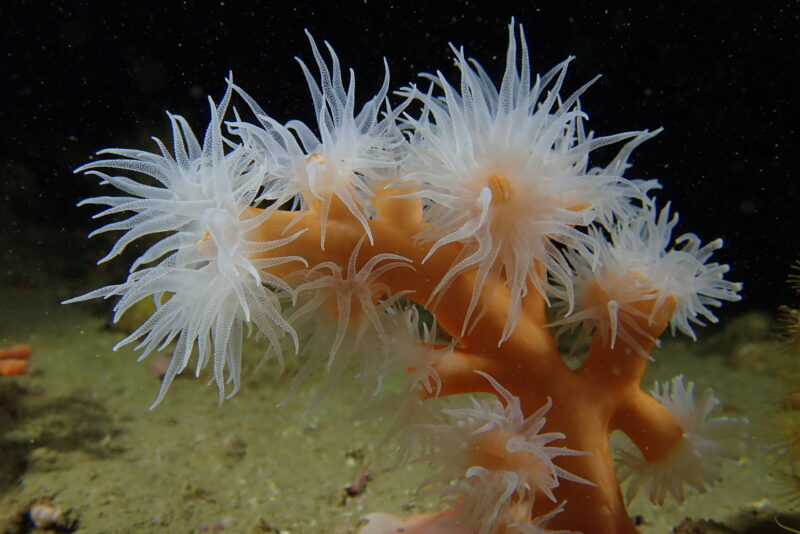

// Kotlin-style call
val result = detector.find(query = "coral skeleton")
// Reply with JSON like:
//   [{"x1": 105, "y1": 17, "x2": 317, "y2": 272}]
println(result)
[{"x1": 68, "y1": 21, "x2": 743, "y2": 533}]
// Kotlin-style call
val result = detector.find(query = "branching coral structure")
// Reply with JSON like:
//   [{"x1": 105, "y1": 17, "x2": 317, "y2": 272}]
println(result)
[{"x1": 67, "y1": 22, "x2": 743, "y2": 534}]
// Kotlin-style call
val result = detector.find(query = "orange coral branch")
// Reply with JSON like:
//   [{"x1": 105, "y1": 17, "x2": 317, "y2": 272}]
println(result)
[
  {"x1": 248, "y1": 201, "x2": 687, "y2": 533},
  {"x1": 0, "y1": 344, "x2": 32, "y2": 377}
]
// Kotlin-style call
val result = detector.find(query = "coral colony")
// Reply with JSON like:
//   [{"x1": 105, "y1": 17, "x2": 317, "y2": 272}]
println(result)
[{"x1": 67, "y1": 22, "x2": 743, "y2": 534}]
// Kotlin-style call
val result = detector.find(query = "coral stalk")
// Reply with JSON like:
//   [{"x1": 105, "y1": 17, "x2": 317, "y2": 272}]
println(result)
[{"x1": 248, "y1": 197, "x2": 684, "y2": 533}]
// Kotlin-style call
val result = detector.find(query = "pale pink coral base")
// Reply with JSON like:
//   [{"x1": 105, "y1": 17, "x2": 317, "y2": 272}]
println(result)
[{"x1": 358, "y1": 510, "x2": 464, "y2": 534}]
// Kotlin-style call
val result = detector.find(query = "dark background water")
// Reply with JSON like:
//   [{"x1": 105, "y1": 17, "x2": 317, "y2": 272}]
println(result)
[{"x1": 2, "y1": 1, "x2": 797, "y2": 321}]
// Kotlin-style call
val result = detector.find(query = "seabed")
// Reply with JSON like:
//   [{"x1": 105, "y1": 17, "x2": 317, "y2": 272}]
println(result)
[{"x1": 0, "y1": 246, "x2": 797, "y2": 533}]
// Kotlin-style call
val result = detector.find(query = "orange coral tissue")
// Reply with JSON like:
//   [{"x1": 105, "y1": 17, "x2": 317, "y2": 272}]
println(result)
[{"x1": 0, "y1": 344, "x2": 32, "y2": 377}]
